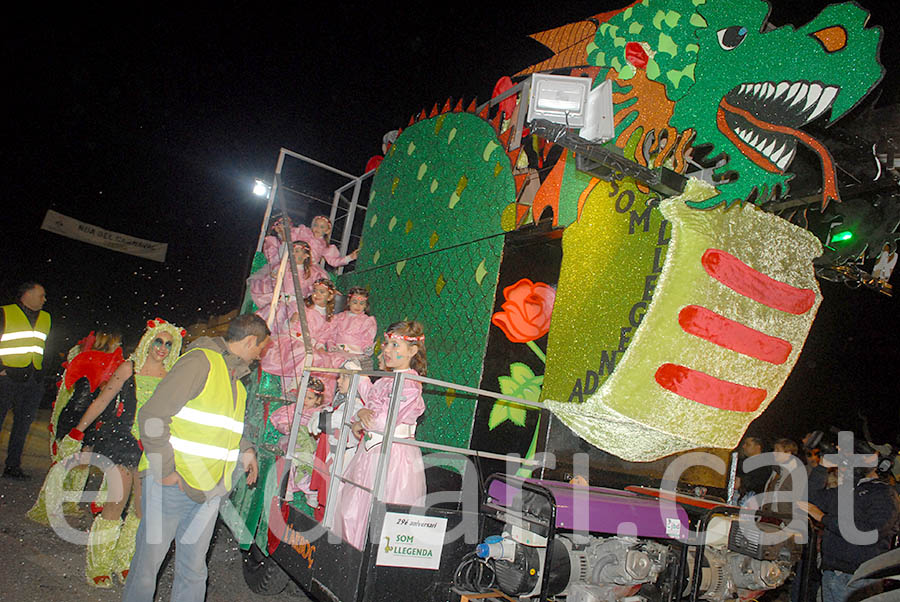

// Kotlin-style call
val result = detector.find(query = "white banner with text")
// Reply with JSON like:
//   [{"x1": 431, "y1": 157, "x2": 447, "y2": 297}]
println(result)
[{"x1": 40, "y1": 209, "x2": 167, "y2": 262}]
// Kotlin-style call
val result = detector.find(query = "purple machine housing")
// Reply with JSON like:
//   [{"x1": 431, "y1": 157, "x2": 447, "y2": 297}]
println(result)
[{"x1": 486, "y1": 476, "x2": 689, "y2": 540}]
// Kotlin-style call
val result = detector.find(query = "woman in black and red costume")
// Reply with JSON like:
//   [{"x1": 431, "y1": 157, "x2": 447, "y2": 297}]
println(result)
[{"x1": 64, "y1": 318, "x2": 184, "y2": 588}]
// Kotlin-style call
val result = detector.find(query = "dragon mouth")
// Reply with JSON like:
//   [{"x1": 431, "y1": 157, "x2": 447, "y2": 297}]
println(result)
[{"x1": 716, "y1": 80, "x2": 841, "y2": 204}]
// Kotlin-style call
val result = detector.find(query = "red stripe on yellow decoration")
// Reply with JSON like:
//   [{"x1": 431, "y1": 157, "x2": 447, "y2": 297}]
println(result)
[
  {"x1": 701, "y1": 248, "x2": 816, "y2": 315},
  {"x1": 678, "y1": 305, "x2": 792, "y2": 364},
  {"x1": 654, "y1": 363, "x2": 768, "y2": 412}
]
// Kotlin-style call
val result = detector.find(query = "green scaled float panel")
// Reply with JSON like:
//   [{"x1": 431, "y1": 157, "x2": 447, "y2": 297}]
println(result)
[{"x1": 339, "y1": 111, "x2": 515, "y2": 450}]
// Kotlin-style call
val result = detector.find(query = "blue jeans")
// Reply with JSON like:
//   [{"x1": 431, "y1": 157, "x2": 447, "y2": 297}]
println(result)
[
  {"x1": 821, "y1": 569, "x2": 881, "y2": 602},
  {"x1": 122, "y1": 476, "x2": 222, "y2": 602}
]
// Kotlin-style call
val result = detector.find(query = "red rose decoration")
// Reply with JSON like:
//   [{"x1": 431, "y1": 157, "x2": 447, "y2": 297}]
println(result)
[{"x1": 491, "y1": 279, "x2": 556, "y2": 343}]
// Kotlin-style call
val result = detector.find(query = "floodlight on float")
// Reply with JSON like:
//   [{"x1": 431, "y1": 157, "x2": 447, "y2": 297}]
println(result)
[
  {"x1": 527, "y1": 74, "x2": 615, "y2": 142},
  {"x1": 527, "y1": 73, "x2": 590, "y2": 128}
]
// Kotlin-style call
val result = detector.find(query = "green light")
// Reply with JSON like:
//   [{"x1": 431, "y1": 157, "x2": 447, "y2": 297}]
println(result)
[{"x1": 832, "y1": 230, "x2": 853, "y2": 242}]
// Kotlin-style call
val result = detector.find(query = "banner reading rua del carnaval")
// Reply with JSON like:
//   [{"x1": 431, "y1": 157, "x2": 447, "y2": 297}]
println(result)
[{"x1": 40, "y1": 209, "x2": 167, "y2": 262}]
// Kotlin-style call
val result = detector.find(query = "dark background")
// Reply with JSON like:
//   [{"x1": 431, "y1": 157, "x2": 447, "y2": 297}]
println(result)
[{"x1": 2, "y1": 1, "x2": 898, "y2": 444}]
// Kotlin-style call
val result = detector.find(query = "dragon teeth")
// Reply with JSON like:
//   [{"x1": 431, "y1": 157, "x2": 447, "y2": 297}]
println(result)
[
  {"x1": 804, "y1": 83, "x2": 823, "y2": 113},
  {"x1": 763, "y1": 82, "x2": 775, "y2": 100},
  {"x1": 790, "y1": 83, "x2": 809, "y2": 108},
  {"x1": 808, "y1": 86, "x2": 839, "y2": 122},
  {"x1": 785, "y1": 82, "x2": 802, "y2": 104},
  {"x1": 763, "y1": 139, "x2": 777, "y2": 157},
  {"x1": 773, "y1": 82, "x2": 790, "y2": 100},
  {"x1": 776, "y1": 148, "x2": 796, "y2": 170},
  {"x1": 770, "y1": 143, "x2": 787, "y2": 164}
]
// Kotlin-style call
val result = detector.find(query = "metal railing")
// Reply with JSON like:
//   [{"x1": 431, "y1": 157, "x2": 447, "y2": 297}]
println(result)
[{"x1": 279, "y1": 365, "x2": 545, "y2": 533}]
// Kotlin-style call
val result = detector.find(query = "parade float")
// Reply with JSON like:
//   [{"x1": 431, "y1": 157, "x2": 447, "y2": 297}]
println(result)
[{"x1": 227, "y1": 1, "x2": 897, "y2": 600}]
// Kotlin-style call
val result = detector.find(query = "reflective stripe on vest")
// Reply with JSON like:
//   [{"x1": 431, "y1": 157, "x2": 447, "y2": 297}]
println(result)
[
  {"x1": 139, "y1": 347, "x2": 246, "y2": 492},
  {"x1": 0, "y1": 305, "x2": 51, "y2": 369}
]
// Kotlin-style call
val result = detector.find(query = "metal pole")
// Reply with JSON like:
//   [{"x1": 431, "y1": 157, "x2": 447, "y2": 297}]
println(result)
[
  {"x1": 254, "y1": 149, "x2": 288, "y2": 254},
  {"x1": 278, "y1": 148, "x2": 359, "y2": 180},
  {"x1": 370, "y1": 371, "x2": 406, "y2": 502},
  {"x1": 275, "y1": 175, "x2": 313, "y2": 367},
  {"x1": 727, "y1": 451, "x2": 739, "y2": 504},
  {"x1": 328, "y1": 188, "x2": 341, "y2": 244},
  {"x1": 283, "y1": 371, "x2": 311, "y2": 502},
  {"x1": 336, "y1": 179, "x2": 363, "y2": 276},
  {"x1": 510, "y1": 78, "x2": 531, "y2": 151},
  {"x1": 323, "y1": 371, "x2": 363, "y2": 530}
]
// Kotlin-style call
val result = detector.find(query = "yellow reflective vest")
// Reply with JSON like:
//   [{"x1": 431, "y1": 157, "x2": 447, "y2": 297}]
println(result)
[
  {"x1": 139, "y1": 348, "x2": 246, "y2": 492},
  {"x1": 0, "y1": 304, "x2": 51, "y2": 370}
]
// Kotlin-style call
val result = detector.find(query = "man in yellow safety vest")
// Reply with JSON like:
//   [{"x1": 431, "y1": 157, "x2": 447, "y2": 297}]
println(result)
[
  {"x1": 123, "y1": 313, "x2": 270, "y2": 602},
  {"x1": 0, "y1": 282, "x2": 50, "y2": 479}
]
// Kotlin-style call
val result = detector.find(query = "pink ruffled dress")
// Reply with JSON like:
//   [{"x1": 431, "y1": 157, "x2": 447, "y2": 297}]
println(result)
[
  {"x1": 327, "y1": 311, "x2": 376, "y2": 368},
  {"x1": 335, "y1": 369, "x2": 426, "y2": 549},
  {"x1": 259, "y1": 305, "x2": 335, "y2": 377},
  {"x1": 290, "y1": 224, "x2": 354, "y2": 268},
  {"x1": 249, "y1": 234, "x2": 328, "y2": 333}
]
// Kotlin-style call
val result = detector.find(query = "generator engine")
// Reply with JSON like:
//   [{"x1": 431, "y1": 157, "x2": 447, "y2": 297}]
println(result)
[
  {"x1": 465, "y1": 477, "x2": 802, "y2": 602},
  {"x1": 480, "y1": 531, "x2": 671, "y2": 601}
]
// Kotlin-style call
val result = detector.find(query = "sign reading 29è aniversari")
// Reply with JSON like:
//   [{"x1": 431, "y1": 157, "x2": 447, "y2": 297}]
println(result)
[{"x1": 376, "y1": 512, "x2": 448, "y2": 570}]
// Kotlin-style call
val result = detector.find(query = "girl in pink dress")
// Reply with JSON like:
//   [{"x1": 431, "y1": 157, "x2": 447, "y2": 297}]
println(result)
[
  {"x1": 250, "y1": 240, "x2": 328, "y2": 333},
  {"x1": 269, "y1": 377, "x2": 326, "y2": 503},
  {"x1": 288, "y1": 215, "x2": 359, "y2": 268},
  {"x1": 335, "y1": 320, "x2": 427, "y2": 550},
  {"x1": 259, "y1": 279, "x2": 338, "y2": 395},
  {"x1": 328, "y1": 287, "x2": 377, "y2": 370}
]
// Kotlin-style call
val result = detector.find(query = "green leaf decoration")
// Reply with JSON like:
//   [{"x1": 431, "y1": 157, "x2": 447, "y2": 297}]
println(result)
[{"x1": 488, "y1": 362, "x2": 543, "y2": 430}]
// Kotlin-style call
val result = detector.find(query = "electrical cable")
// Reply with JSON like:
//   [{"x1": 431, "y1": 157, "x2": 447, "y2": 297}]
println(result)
[{"x1": 453, "y1": 551, "x2": 497, "y2": 593}]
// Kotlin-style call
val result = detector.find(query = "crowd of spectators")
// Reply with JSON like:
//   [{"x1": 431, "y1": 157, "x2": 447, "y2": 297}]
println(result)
[{"x1": 735, "y1": 430, "x2": 900, "y2": 602}]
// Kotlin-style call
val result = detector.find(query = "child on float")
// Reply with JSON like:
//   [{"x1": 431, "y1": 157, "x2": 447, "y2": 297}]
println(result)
[
  {"x1": 306, "y1": 359, "x2": 372, "y2": 520},
  {"x1": 327, "y1": 286, "x2": 377, "y2": 370},
  {"x1": 269, "y1": 376, "x2": 328, "y2": 506},
  {"x1": 250, "y1": 239, "x2": 327, "y2": 333},
  {"x1": 276, "y1": 215, "x2": 359, "y2": 268},
  {"x1": 335, "y1": 321, "x2": 427, "y2": 550},
  {"x1": 259, "y1": 278, "x2": 338, "y2": 395}
]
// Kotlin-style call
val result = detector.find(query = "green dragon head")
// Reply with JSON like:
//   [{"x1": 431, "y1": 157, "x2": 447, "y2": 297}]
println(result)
[
  {"x1": 589, "y1": 0, "x2": 884, "y2": 209},
  {"x1": 677, "y1": 0, "x2": 883, "y2": 207}
]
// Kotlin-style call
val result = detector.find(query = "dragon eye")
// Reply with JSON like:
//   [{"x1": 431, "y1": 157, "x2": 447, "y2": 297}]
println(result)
[{"x1": 717, "y1": 26, "x2": 748, "y2": 50}]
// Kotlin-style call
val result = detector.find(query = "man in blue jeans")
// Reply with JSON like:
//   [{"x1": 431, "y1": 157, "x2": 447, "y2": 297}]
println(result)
[{"x1": 123, "y1": 314, "x2": 270, "y2": 602}]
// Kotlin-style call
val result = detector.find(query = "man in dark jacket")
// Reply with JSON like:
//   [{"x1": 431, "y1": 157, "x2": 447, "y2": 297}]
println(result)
[
  {"x1": 737, "y1": 436, "x2": 771, "y2": 504},
  {"x1": 801, "y1": 436, "x2": 900, "y2": 602}
]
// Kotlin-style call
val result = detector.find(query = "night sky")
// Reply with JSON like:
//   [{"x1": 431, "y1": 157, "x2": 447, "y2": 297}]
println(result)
[{"x1": 4, "y1": 2, "x2": 898, "y2": 443}]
